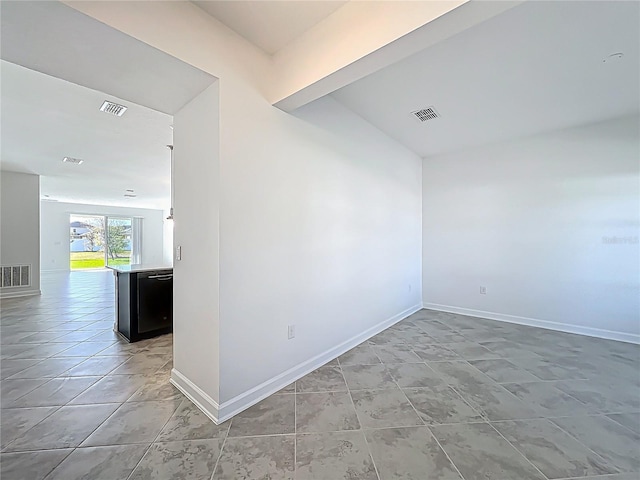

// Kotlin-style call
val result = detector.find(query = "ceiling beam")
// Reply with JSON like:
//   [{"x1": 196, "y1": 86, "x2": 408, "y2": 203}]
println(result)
[{"x1": 271, "y1": 1, "x2": 523, "y2": 112}]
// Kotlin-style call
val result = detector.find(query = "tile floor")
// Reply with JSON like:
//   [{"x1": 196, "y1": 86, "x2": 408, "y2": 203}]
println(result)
[{"x1": 1, "y1": 270, "x2": 639, "y2": 479}]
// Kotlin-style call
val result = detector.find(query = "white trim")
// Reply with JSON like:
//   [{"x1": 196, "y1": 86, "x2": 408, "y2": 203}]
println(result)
[
  {"x1": 172, "y1": 303, "x2": 422, "y2": 425},
  {"x1": 422, "y1": 302, "x2": 640, "y2": 345},
  {"x1": 0, "y1": 289, "x2": 41, "y2": 299},
  {"x1": 215, "y1": 303, "x2": 422, "y2": 423},
  {"x1": 170, "y1": 368, "x2": 221, "y2": 423}
]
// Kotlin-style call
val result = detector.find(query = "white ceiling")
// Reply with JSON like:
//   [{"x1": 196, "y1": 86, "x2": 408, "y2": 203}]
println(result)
[
  {"x1": 193, "y1": 0, "x2": 347, "y2": 55},
  {"x1": 1, "y1": 0, "x2": 216, "y2": 115},
  {"x1": 332, "y1": 0, "x2": 640, "y2": 158},
  {"x1": 1, "y1": 61, "x2": 173, "y2": 210},
  {"x1": 0, "y1": 0, "x2": 218, "y2": 210},
  {"x1": 2, "y1": 0, "x2": 637, "y2": 211}
]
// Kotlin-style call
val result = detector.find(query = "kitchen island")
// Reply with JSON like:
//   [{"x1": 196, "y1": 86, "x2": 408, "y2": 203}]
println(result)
[{"x1": 107, "y1": 264, "x2": 173, "y2": 342}]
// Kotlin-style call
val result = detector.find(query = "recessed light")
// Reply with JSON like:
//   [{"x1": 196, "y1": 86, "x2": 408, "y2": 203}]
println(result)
[
  {"x1": 603, "y1": 52, "x2": 624, "y2": 63},
  {"x1": 63, "y1": 157, "x2": 84, "y2": 164}
]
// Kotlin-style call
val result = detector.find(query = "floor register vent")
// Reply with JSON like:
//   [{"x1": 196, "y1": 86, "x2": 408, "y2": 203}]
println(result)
[{"x1": 1, "y1": 265, "x2": 31, "y2": 288}]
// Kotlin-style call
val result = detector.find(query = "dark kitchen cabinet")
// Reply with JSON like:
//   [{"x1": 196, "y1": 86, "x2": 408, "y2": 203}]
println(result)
[{"x1": 109, "y1": 265, "x2": 173, "y2": 342}]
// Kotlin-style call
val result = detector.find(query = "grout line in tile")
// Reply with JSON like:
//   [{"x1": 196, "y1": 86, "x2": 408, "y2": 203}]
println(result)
[
  {"x1": 427, "y1": 427, "x2": 468, "y2": 480},
  {"x1": 0, "y1": 405, "x2": 65, "y2": 453},
  {"x1": 209, "y1": 421, "x2": 232, "y2": 480},
  {"x1": 343, "y1": 368, "x2": 382, "y2": 480},
  {"x1": 1, "y1": 377, "x2": 56, "y2": 405},
  {"x1": 542, "y1": 416, "x2": 632, "y2": 475},
  {"x1": 549, "y1": 474, "x2": 629, "y2": 480},
  {"x1": 486, "y1": 421, "x2": 551, "y2": 480},
  {"x1": 121, "y1": 398, "x2": 183, "y2": 480},
  {"x1": 25, "y1": 448, "x2": 75, "y2": 480},
  {"x1": 225, "y1": 432, "x2": 296, "y2": 440},
  {"x1": 391, "y1": 375, "x2": 426, "y2": 427},
  {"x1": 596, "y1": 412, "x2": 640, "y2": 436}
]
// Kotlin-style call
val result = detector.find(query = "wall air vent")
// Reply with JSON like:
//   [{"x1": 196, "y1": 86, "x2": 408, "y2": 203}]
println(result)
[
  {"x1": 63, "y1": 157, "x2": 84, "y2": 165},
  {"x1": 1, "y1": 265, "x2": 31, "y2": 288},
  {"x1": 100, "y1": 101, "x2": 128, "y2": 117},
  {"x1": 411, "y1": 107, "x2": 440, "y2": 123}
]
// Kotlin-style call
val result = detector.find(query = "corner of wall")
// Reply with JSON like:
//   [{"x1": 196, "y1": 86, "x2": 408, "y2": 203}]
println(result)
[
  {"x1": 423, "y1": 301, "x2": 640, "y2": 345},
  {"x1": 214, "y1": 303, "x2": 422, "y2": 423},
  {"x1": 170, "y1": 368, "x2": 221, "y2": 424}
]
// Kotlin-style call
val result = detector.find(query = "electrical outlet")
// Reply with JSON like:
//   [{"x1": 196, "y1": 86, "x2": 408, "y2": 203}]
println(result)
[
  {"x1": 480, "y1": 286, "x2": 487, "y2": 295},
  {"x1": 287, "y1": 325, "x2": 295, "y2": 339},
  {"x1": 176, "y1": 246, "x2": 182, "y2": 261}
]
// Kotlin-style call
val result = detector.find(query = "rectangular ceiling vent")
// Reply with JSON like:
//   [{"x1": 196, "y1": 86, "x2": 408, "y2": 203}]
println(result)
[
  {"x1": 63, "y1": 157, "x2": 84, "y2": 165},
  {"x1": 100, "y1": 101, "x2": 128, "y2": 117},
  {"x1": 412, "y1": 107, "x2": 440, "y2": 123}
]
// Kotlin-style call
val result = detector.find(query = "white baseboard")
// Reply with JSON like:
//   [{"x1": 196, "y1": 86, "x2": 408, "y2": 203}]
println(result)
[
  {"x1": 170, "y1": 303, "x2": 421, "y2": 425},
  {"x1": 0, "y1": 289, "x2": 41, "y2": 299},
  {"x1": 170, "y1": 368, "x2": 221, "y2": 423},
  {"x1": 216, "y1": 303, "x2": 422, "y2": 423},
  {"x1": 422, "y1": 302, "x2": 640, "y2": 345}
]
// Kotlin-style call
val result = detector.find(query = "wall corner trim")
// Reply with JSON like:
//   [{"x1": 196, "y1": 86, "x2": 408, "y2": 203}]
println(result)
[
  {"x1": 422, "y1": 302, "x2": 640, "y2": 345},
  {"x1": 214, "y1": 303, "x2": 422, "y2": 423},
  {"x1": 170, "y1": 368, "x2": 221, "y2": 424}
]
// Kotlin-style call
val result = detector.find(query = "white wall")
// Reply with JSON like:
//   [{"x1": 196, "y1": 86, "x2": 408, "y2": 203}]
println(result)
[
  {"x1": 69, "y1": 2, "x2": 422, "y2": 422},
  {"x1": 172, "y1": 82, "x2": 221, "y2": 410},
  {"x1": 67, "y1": 2, "x2": 423, "y2": 421},
  {"x1": 422, "y1": 115, "x2": 640, "y2": 342},
  {"x1": 219, "y1": 94, "x2": 422, "y2": 406},
  {"x1": 41, "y1": 201, "x2": 166, "y2": 270},
  {"x1": 0, "y1": 171, "x2": 40, "y2": 297}
]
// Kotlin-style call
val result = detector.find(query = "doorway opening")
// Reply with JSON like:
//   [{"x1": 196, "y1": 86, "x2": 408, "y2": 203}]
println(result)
[{"x1": 69, "y1": 214, "x2": 136, "y2": 270}]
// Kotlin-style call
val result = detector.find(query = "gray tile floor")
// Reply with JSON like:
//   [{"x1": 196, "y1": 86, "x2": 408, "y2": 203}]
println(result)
[{"x1": 1, "y1": 271, "x2": 639, "y2": 479}]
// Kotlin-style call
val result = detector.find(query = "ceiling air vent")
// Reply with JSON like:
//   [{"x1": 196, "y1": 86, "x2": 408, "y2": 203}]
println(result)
[
  {"x1": 411, "y1": 107, "x2": 440, "y2": 123},
  {"x1": 63, "y1": 157, "x2": 84, "y2": 165},
  {"x1": 100, "y1": 101, "x2": 128, "y2": 117}
]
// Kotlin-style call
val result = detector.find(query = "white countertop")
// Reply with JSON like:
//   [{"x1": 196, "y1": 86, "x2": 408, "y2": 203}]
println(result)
[{"x1": 106, "y1": 264, "x2": 173, "y2": 273}]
